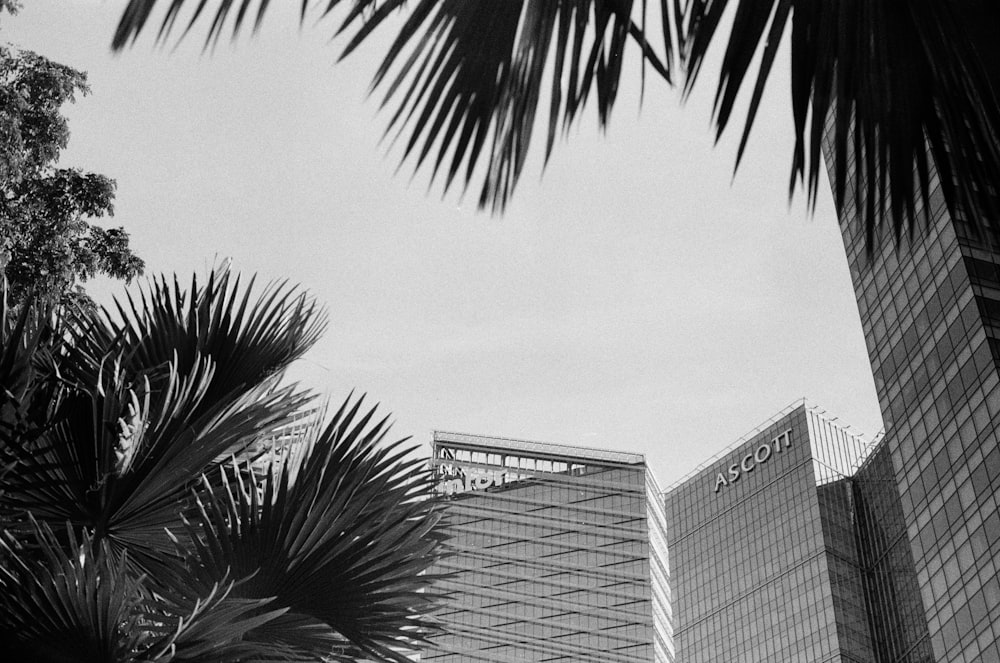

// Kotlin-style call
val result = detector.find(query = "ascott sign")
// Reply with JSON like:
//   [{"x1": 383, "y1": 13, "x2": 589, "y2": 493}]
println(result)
[{"x1": 713, "y1": 429, "x2": 792, "y2": 493}]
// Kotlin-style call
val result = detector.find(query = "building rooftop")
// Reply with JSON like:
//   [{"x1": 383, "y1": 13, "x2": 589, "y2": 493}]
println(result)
[
  {"x1": 433, "y1": 431, "x2": 646, "y2": 466},
  {"x1": 660, "y1": 398, "x2": 879, "y2": 493}
]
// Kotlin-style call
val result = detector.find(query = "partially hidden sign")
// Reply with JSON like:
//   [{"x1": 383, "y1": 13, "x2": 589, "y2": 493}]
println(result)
[{"x1": 436, "y1": 465, "x2": 529, "y2": 496}]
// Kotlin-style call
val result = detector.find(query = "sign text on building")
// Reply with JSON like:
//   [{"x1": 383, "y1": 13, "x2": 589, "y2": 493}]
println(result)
[
  {"x1": 713, "y1": 429, "x2": 792, "y2": 493},
  {"x1": 436, "y1": 465, "x2": 527, "y2": 496}
]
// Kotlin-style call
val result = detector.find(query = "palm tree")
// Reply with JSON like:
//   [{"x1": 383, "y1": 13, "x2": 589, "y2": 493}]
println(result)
[
  {"x1": 0, "y1": 266, "x2": 444, "y2": 662},
  {"x1": 109, "y1": 0, "x2": 1000, "y2": 249}
]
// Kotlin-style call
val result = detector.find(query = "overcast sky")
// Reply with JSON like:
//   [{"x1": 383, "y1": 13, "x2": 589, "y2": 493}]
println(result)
[{"x1": 4, "y1": 1, "x2": 883, "y2": 486}]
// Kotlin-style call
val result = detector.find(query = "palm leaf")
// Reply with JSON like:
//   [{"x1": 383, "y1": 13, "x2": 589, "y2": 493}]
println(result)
[
  {"x1": 110, "y1": 0, "x2": 674, "y2": 212},
  {"x1": 0, "y1": 283, "x2": 67, "y2": 528},
  {"x1": 1, "y1": 266, "x2": 321, "y2": 576},
  {"x1": 0, "y1": 284, "x2": 48, "y2": 405},
  {"x1": 2, "y1": 272, "x2": 446, "y2": 660},
  {"x1": 683, "y1": 0, "x2": 1000, "y2": 247},
  {"x1": 112, "y1": 2, "x2": 1000, "y2": 252},
  {"x1": 65, "y1": 265, "x2": 326, "y2": 409},
  {"x1": 0, "y1": 520, "x2": 155, "y2": 662},
  {"x1": 0, "y1": 518, "x2": 287, "y2": 663},
  {"x1": 173, "y1": 393, "x2": 447, "y2": 662},
  {"x1": 0, "y1": 280, "x2": 66, "y2": 436}
]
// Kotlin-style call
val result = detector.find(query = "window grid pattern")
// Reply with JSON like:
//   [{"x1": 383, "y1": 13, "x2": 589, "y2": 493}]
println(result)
[
  {"x1": 852, "y1": 442, "x2": 935, "y2": 662},
  {"x1": 663, "y1": 406, "x2": 877, "y2": 663},
  {"x1": 423, "y1": 436, "x2": 671, "y2": 663},
  {"x1": 827, "y1": 124, "x2": 1000, "y2": 663}
]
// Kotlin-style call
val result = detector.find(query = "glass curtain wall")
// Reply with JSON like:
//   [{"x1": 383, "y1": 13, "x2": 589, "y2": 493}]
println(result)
[
  {"x1": 663, "y1": 403, "x2": 878, "y2": 663},
  {"x1": 825, "y1": 122, "x2": 1000, "y2": 663},
  {"x1": 424, "y1": 432, "x2": 672, "y2": 663}
]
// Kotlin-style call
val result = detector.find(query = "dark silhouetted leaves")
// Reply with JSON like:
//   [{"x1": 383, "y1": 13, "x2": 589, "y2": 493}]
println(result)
[
  {"x1": 683, "y1": 0, "x2": 1000, "y2": 248},
  {"x1": 112, "y1": 1, "x2": 1000, "y2": 255},
  {"x1": 1, "y1": 266, "x2": 446, "y2": 661},
  {"x1": 111, "y1": 0, "x2": 673, "y2": 212}
]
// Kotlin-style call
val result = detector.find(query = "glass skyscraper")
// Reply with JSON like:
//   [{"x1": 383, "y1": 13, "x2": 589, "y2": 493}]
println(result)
[
  {"x1": 423, "y1": 431, "x2": 672, "y2": 663},
  {"x1": 851, "y1": 437, "x2": 935, "y2": 662},
  {"x1": 663, "y1": 402, "x2": 884, "y2": 663},
  {"x1": 828, "y1": 132, "x2": 1000, "y2": 662},
  {"x1": 418, "y1": 133, "x2": 1000, "y2": 661}
]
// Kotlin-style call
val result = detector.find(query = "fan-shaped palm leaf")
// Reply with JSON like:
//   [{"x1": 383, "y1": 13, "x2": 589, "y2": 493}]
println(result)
[
  {"x1": 173, "y1": 394, "x2": 446, "y2": 663},
  {"x1": 66, "y1": 266, "x2": 325, "y2": 408},
  {"x1": 683, "y1": 0, "x2": 1000, "y2": 246},
  {"x1": 110, "y1": 0, "x2": 673, "y2": 213},
  {"x1": 0, "y1": 519, "x2": 285, "y2": 663},
  {"x1": 1, "y1": 266, "x2": 323, "y2": 574},
  {"x1": 0, "y1": 521, "x2": 159, "y2": 661},
  {"x1": 2, "y1": 271, "x2": 448, "y2": 661}
]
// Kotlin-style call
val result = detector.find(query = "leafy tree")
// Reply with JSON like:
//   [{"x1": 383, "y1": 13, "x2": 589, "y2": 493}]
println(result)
[
  {"x1": 0, "y1": 266, "x2": 445, "y2": 662},
  {"x1": 1, "y1": 44, "x2": 143, "y2": 307},
  {"x1": 110, "y1": 0, "x2": 1000, "y2": 249}
]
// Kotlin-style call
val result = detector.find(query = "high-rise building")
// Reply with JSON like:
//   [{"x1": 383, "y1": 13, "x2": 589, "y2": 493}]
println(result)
[
  {"x1": 417, "y1": 135, "x2": 1000, "y2": 662},
  {"x1": 850, "y1": 432, "x2": 935, "y2": 662},
  {"x1": 663, "y1": 401, "x2": 892, "y2": 663},
  {"x1": 828, "y1": 135, "x2": 1000, "y2": 662},
  {"x1": 423, "y1": 431, "x2": 672, "y2": 663}
]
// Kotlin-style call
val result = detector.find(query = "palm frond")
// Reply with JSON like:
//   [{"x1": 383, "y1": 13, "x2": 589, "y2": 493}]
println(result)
[
  {"x1": 66, "y1": 265, "x2": 326, "y2": 408},
  {"x1": 2, "y1": 271, "x2": 447, "y2": 661},
  {"x1": 174, "y1": 393, "x2": 447, "y2": 662},
  {"x1": 344, "y1": 0, "x2": 673, "y2": 213},
  {"x1": 0, "y1": 284, "x2": 65, "y2": 528},
  {"x1": 149, "y1": 582, "x2": 292, "y2": 663},
  {"x1": 1, "y1": 285, "x2": 47, "y2": 404},
  {"x1": 0, "y1": 280, "x2": 66, "y2": 434},
  {"x1": 112, "y1": 0, "x2": 278, "y2": 49},
  {"x1": 0, "y1": 518, "x2": 287, "y2": 663},
  {"x1": 1, "y1": 266, "x2": 321, "y2": 575},
  {"x1": 110, "y1": 0, "x2": 675, "y2": 213},
  {"x1": 683, "y1": 0, "x2": 1000, "y2": 247},
  {"x1": 0, "y1": 519, "x2": 161, "y2": 662},
  {"x1": 112, "y1": 1, "x2": 1000, "y2": 250}
]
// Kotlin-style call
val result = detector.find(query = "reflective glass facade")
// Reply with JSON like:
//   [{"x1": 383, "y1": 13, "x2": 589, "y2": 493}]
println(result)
[
  {"x1": 829, "y1": 134, "x2": 1000, "y2": 662},
  {"x1": 663, "y1": 403, "x2": 879, "y2": 663},
  {"x1": 851, "y1": 440, "x2": 934, "y2": 662},
  {"x1": 424, "y1": 432, "x2": 672, "y2": 663}
]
